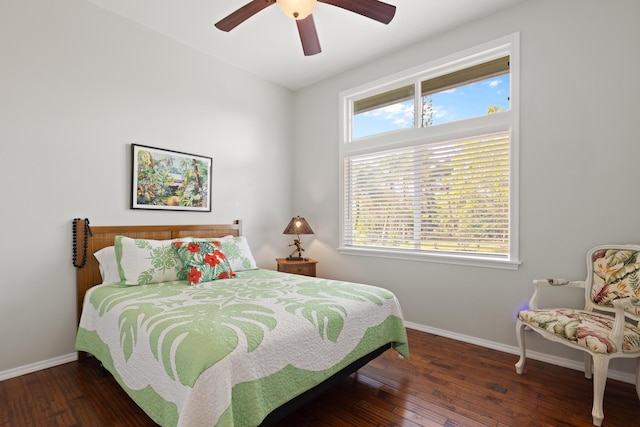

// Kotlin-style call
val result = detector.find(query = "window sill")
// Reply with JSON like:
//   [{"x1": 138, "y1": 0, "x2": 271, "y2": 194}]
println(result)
[{"x1": 337, "y1": 246, "x2": 521, "y2": 270}]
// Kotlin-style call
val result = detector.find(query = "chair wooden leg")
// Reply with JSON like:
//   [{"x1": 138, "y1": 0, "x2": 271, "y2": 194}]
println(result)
[
  {"x1": 591, "y1": 355, "x2": 609, "y2": 427},
  {"x1": 636, "y1": 358, "x2": 640, "y2": 401},
  {"x1": 515, "y1": 319, "x2": 526, "y2": 374},
  {"x1": 584, "y1": 353, "x2": 593, "y2": 379}
]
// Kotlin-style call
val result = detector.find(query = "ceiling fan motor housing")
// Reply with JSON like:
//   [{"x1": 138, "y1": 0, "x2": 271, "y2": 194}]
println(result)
[{"x1": 277, "y1": 0, "x2": 318, "y2": 20}]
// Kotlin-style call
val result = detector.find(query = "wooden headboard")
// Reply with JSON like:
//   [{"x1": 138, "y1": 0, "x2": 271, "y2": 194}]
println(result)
[{"x1": 73, "y1": 219, "x2": 242, "y2": 328}]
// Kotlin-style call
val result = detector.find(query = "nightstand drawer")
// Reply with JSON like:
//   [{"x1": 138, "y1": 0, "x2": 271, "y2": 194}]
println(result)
[
  {"x1": 276, "y1": 258, "x2": 318, "y2": 277},
  {"x1": 280, "y1": 263, "x2": 315, "y2": 276}
]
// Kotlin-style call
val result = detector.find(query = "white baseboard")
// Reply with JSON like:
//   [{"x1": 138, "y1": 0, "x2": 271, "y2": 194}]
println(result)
[
  {"x1": 404, "y1": 321, "x2": 636, "y2": 385},
  {"x1": 1, "y1": 325, "x2": 636, "y2": 385},
  {"x1": 0, "y1": 352, "x2": 78, "y2": 382}
]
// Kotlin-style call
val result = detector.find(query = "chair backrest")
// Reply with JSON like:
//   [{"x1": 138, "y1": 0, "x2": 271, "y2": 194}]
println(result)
[{"x1": 585, "y1": 245, "x2": 640, "y2": 317}]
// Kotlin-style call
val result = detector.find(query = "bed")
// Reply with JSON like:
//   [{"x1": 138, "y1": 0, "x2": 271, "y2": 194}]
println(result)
[{"x1": 74, "y1": 219, "x2": 409, "y2": 427}]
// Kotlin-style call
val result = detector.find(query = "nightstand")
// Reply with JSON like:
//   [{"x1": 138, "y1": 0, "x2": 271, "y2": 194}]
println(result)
[{"x1": 276, "y1": 258, "x2": 318, "y2": 277}]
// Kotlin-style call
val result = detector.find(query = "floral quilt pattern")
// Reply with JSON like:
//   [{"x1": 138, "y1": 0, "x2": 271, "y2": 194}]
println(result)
[{"x1": 76, "y1": 269, "x2": 408, "y2": 427}]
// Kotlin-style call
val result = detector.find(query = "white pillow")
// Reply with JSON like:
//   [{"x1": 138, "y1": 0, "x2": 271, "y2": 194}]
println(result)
[
  {"x1": 93, "y1": 246, "x2": 121, "y2": 284},
  {"x1": 114, "y1": 236, "x2": 192, "y2": 285},
  {"x1": 204, "y1": 235, "x2": 258, "y2": 271}
]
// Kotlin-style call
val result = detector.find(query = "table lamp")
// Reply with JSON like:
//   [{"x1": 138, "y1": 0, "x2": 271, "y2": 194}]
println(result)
[{"x1": 283, "y1": 216, "x2": 314, "y2": 260}]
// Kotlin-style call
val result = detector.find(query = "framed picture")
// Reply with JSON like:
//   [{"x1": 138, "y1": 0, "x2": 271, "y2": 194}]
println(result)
[{"x1": 131, "y1": 144, "x2": 212, "y2": 212}]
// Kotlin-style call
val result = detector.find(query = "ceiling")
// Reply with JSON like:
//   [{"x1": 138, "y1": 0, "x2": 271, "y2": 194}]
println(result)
[{"x1": 86, "y1": 0, "x2": 524, "y2": 90}]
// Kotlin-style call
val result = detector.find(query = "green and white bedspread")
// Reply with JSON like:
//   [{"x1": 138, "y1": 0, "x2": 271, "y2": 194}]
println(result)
[{"x1": 76, "y1": 268, "x2": 409, "y2": 427}]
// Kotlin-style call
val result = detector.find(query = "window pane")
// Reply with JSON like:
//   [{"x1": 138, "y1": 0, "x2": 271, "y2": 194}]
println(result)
[
  {"x1": 352, "y1": 85, "x2": 414, "y2": 139},
  {"x1": 344, "y1": 131, "x2": 510, "y2": 256},
  {"x1": 422, "y1": 74, "x2": 510, "y2": 127}
]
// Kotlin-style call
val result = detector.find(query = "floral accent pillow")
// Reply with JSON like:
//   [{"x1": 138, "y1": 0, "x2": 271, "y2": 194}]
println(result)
[
  {"x1": 172, "y1": 241, "x2": 236, "y2": 285},
  {"x1": 203, "y1": 236, "x2": 258, "y2": 271},
  {"x1": 114, "y1": 236, "x2": 191, "y2": 286}
]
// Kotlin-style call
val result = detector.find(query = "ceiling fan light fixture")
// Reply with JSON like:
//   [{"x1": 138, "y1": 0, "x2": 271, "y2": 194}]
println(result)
[{"x1": 276, "y1": 0, "x2": 317, "y2": 20}]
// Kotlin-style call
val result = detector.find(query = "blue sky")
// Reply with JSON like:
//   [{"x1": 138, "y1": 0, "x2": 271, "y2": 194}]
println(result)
[{"x1": 353, "y1": 74, "x2": 510, "y2": 139}]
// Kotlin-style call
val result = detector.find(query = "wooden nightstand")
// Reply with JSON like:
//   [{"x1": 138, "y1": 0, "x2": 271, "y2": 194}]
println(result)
[{"x1": 276, "y1": 258, "x2": 318, "y2": 277}]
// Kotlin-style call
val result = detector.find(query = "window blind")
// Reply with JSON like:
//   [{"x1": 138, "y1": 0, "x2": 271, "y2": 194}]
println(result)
[{"x1": 343, "y1": 131, "x2": 510, "y2": 256}]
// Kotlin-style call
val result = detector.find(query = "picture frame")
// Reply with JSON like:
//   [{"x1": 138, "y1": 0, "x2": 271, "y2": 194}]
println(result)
[{"x1": 131, "y1": 144, "x2": 212, "y2": 212}]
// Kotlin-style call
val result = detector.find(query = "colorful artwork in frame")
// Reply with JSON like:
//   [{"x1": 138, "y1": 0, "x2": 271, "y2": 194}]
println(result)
[{"x1": 131, "y1": 144, "x2": 212, "y2": 212}]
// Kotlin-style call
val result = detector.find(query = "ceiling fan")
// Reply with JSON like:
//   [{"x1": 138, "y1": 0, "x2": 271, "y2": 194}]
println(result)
[{"x1": 215, "y1": 0, "x2": 396, "y2": 56}]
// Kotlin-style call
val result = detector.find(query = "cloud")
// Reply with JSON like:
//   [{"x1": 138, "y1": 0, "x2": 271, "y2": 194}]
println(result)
[
  {"x1": 363, "y1": 101, "x2": 414, "y2": 127},
  {"x1": 432, "y1": 105, "x2": 448, "y2": 119}
]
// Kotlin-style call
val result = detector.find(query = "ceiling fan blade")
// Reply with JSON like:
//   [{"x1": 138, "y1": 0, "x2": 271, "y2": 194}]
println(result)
[
  {"x1": 297, "y1": 14, "x2": 322, "y2": 56},
  {"x1": 319, "y1": 0, "x2": 396, "y2": 24},
  {"x1": 215, "y1": 0, "x2": 275, "y2": 32}
]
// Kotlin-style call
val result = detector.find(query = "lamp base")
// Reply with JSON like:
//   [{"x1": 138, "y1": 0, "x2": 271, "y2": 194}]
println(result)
[{"x1": 286, "y1": 256, "x2": 308, "y2": 261}]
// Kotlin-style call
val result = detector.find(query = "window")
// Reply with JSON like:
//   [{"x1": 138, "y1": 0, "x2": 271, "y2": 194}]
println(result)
[
  {"x1": 339, "y1": 34, "x2": 520, "y2": 269},
  {"x1": 353, "y1": 84, "x2": 415, "y2": 139}
]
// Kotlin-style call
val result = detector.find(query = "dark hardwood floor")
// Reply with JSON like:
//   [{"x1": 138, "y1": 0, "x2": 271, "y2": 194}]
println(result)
[{"x1": 1, "y1": 328, "x2": 639, "y2": 426}]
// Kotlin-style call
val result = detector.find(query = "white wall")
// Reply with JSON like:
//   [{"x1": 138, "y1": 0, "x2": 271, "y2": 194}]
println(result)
[
  {"x1": 292, "y1": 0, "x2": 640, "y2": 376},
  {"x1": 0, "y1": 0, "x2": 293, "y2": 376},
  {"x1": 3, "y1": 0, "x2": 639, "y2": 382}
]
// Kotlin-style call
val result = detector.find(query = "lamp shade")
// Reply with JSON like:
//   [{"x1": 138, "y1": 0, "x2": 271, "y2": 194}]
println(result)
[
  {"x1": 276, "y1": 0, "x2": 317, "y2": 20},
  {"x1": 283, "y1": 216, "x2": 314, "y2": 235}
]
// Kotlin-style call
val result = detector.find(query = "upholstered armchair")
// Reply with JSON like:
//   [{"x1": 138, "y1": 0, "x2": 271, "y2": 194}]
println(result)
[{"x1": 515, "y1": 245, "x2": 640, "y2": 426}]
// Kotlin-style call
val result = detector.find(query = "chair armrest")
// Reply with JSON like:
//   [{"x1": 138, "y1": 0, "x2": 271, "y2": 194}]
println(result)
[
  {"x1": 612, "y1": 296, "x2": 640, "y2": 319},
  {"x1": 532, "y1": 279, "x2": 586, "y2": 288},
  {"x1": 610, "y1": 297, "x2": 639, "y2": 349},
  {"x1": 528, "y1": 279, "x2": 586, "y2": 309}
]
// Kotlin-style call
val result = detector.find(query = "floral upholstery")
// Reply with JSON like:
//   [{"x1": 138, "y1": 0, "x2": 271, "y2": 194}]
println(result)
[
  {"x1": 518, "y1": 308, "x2": 640, "y2": 353},
  {"x1": 591, "y1": 248, "x2": 640, "y2": 315},
  {"x1": 516, "y1": 245, "x2": 640, "y2": 427}
]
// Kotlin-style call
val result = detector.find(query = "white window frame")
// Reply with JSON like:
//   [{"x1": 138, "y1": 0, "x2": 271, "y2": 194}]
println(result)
[{"x1": 338, "y1": 33, "x2": 520, "y2": 270}]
